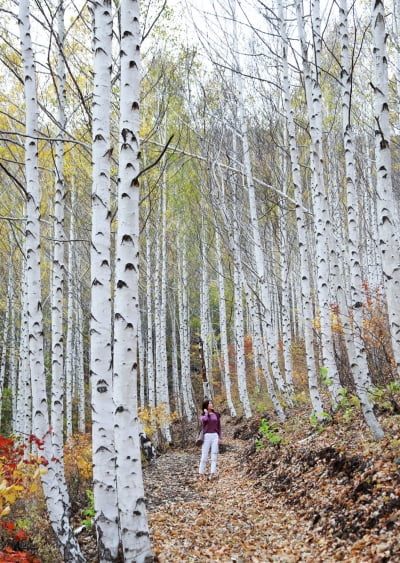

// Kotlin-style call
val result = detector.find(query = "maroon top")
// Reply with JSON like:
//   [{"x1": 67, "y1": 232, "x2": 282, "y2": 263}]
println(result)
[{"x1": 200, "y1": 412, "x2": 222, "y2": 439}]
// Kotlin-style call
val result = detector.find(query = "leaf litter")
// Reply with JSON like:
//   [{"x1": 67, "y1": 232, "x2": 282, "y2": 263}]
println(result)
[{"x1": 144, "y1": 410, "x2": 400, "y2": 562}]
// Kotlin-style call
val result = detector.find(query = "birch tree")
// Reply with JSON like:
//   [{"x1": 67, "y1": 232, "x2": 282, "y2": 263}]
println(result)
[
  {"x1": 50, "y1": 0, "x2": 67, "y2": 460},
  {"x1": 113, "y1": 0, "x2": 153, "y2": 557},
  {"x1": 214, "y1": 220, "x2": 236, "y2": 416},
  {"x1": 18, "y1": 0, "x2": 85, "y2": 559},
  {"x1": 0, "y1": 260, "x2": 12, "y2": 424},
  {"x1": 371, "y1": 0, "x2": 400, "y2": 374},
  {"x1": 296, "y1": 0, "x2": 343, "y2": 407},
  {"x1": 277, "y1": 0, "x2": 324, "y2": 417},
  {"x1": 338, "y1": 0, "x2": 384, "y2": 439},
  {"x1": 145, "y1": 229, "x2": 155, "y2": 408},
  {"x1": 177, "y1": 233, "x2": 196, "y2": 420},
  {"x1": 90, "y1": 0, "x2": 119, "y2": 557}
]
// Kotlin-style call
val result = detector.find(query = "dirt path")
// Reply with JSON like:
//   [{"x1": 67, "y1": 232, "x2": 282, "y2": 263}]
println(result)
[{"x1": 144, "y1": 419, "x2": 337, "y2": 563}]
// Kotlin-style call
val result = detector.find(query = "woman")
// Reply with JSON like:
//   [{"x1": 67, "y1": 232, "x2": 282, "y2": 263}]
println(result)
[{"x1": 198, "y1": 399, "x2": 222, "y2": 480}]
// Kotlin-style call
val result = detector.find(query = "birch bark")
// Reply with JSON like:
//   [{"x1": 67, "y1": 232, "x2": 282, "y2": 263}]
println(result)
[
  {"x1": 113, "y1": 0, "x2": 152, "y2": 557},
  {"x1": 200, "y1": 224, "x2": 213, "y2": 399},
  {"x1": 296, "y1": 0, "x2": 342, "y2": 407},
  {"x1": 338, "y1": 0, "x2": 384, "y2": 439},
  {"x1": 154, "y1": 190, "x2": 171, "y2": 440},
  {"x1": 177, "y1": 234, "x2": 196, "y2": 420},
  {"x1": 371, "y1": 0, "x2": 400, "y2": 373},
  {"x1": 18, "y1": 0, "x2": 85, "y2": 559},
  {"x1": 65, "y1": 213, "x2": 74, "y2": 437},
  {"x1": 215, "y1": 226, "x2": 236, "y2": 417},
  {"x1": 50, "y1": 0, "x2": 67, "y2": 464},
  {"x1": 15, "y1": 249, "x2": 31, "y2": 437},
  {"x1": 232, "y1": 179, "x2": 252, "y2": 419},
  {"x1": 90, "y1": 0, "x2": 119, "y2": 557},
  {"x1": 145, "y1": 231, "x2": 155, "y2": 408},
  {"x1": 278, "y1": 0, "x2": 324, "y2": 417},
  {"x1": 0, "y1": 262, "x2": 12, "y2": 424}
]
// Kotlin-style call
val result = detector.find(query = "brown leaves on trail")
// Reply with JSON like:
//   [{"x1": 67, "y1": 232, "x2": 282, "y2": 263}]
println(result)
[
  {"x1": 145, "y1": 413, "x2": 400, "y2": 562},
  {"x1": 144, "y1": 419, "x2": 326, "y2": 562},
  {"x1": 148, "y1": 465, "x2": 272, "y2": 562}
]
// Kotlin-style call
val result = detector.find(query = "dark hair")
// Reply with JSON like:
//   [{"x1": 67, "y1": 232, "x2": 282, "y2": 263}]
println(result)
[
  {"x1": 201, "y1": 399, "x2": 219, "y2": 415},
  {"x1": 202, "y1": 399, "x2": 212, "y2": 412}
]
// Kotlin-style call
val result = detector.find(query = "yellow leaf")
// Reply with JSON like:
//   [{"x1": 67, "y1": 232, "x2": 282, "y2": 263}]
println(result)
[{"x1": 0, "y1": 505, "x2": 10, "y2": 518}]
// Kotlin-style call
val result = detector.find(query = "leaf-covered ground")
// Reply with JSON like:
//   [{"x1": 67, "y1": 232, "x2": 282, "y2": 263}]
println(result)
[
  {"x1": 142, "y1": 410, "x2": 400, "y2": 562},
  {"x1": 5, "y1": 404, "x2": 400, "y2": 561}
]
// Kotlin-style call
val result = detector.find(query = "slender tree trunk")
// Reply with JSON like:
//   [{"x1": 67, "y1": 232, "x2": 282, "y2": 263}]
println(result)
[
  {"x1": 232, "y1": 0, "x2": 285, "y2": 399},
  {"x1": 15, "y1": 249, "x2": 31, "y2": 437},
  {"x1": 200, "y1": 223, "x2": 213, "y2": 399},
  {"x1": 76, "y1": 287, "x2": 86, "y2": 434},
  {"x1": 145, "y1": 231, "x2": 155, "y2": 408},
  {"x1": 215, "y1": 227, "x2": 236, "y2": 417},
  {"x1": 178, "y1": 234, "x2": 196, "y2": 420},
  {"x1": 18, "y1": 1, "x2": 85, "y2": 559},
  {"x1": 0, "y1": 261, "x2": 12, "y2": 425},
  {"x1": 65, "y1": 210, "x2": 74, "y2": 437},
  {"x1": 232, "y1": 185, "x2": 252, "y2": 419},
  {"x1": 169, "y1": 303, "x2": 182, "y2": 416},
  {"x1": 138, "y1": 308, "x2": 146, "y2": 409},
  {"x1": 9, "y1": 252, "x2": 17, "y2": 427},
  {"x1": 371, "y1": 0, "x2": 400, "y2": 373},
  {"x1": 338, "y1": 0, "x2": 384, "y2": 439},
  {"x1": 113, "y1": 0, "x2": 153, "y2": 558},
  {"x1": 90, "y1": 0, "x2": 119, "y2": 558},
  {"x1": 279, "y1": 0, "x2": 324, "y2": 417},
  {"x1": 154, "y1": 189, "x2": 171, "y2": 440},
  {"x1": 50, "y1": 0, "x2": 67, "y2": 468},
  {"x1": 296, "y1": 0, "x2": 343, "y2": 407}
]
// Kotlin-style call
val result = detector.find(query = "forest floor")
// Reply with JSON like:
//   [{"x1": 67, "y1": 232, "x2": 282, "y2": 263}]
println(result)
[
  {"x1": 5, "y1": 403, "x2": 400, "y2": 562},
  {"x1": 139, "y1": 406, "x2": 400, "y2": 563}
]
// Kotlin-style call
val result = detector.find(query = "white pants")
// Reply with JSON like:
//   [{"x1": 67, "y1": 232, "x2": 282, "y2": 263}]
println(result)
[{"x1": 199, "y1": 432, "x2": 219, "y2": 474}]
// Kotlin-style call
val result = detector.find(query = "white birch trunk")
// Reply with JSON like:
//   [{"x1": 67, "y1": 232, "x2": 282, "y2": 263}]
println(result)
[
  {"x1": 363, "y1": 133, "x2": 382, "y2": 289},
  {"x1": 278, "y1": 217, "x2": 294, "y2": 395},
  {"x1": 76, "y1": 289, "x2": 86, "y2": 434},
  {"x1": 138, "y1": 308, "x2": 145, "y2": 409},
  {"x1": 90, "y1": 0, "x2": 119, "y2": 557},
  {"x1": 9, "y1": 254, "x2": 17, "y2": 427},
  {"x1": 160, "y1": 181, "x2": 171, "y2": 436},
  {"x1": 200, "y1": 226, "x2": 213, "y2": 399},
  {"x1": 296, "y1": 0, "x2": 342, "y2": 407},
  {"x1": 243, "y1": 277, "x2": 286, "y2": 420},
  {"x1": 170, "y1": 305, "x2": 182, "y2": 416},
  {"x1": 50, "y1": 0, "x2": 67, "y2": 468},
  {"x1": 0, "y1": 262, "x2": 12, "y2": 424},
  {"x1": 232, "y1": 191, "x2": 252, "y2": 419},
  {"x1": 18, "y1": 1, "x2": 85, "y2": 559},
  {"x1": 338, "y1": 0, "x2": 384, "y2": 439},
  {"x1": 15, "y1": 249, "x2": 31, "y2": 437},
  {"x1": 154, "y1": 190, "x2": 171, "y2": 441},
  {"x1": 65, "y1": 211, "x2": 74, "y2": 437},
  {"x1": 215, "y1": 227, "x2": 236, "y2": 417},
  {"x1": 177, "y1": 234, "x2": 196, "y2": 420},
  {"x1": 371, "y1": 0, "x2": 400, "y2": 373},
  {"x1": 113, "y1": 0, "x2": 152, "y2": 557},
  {"x1": 145, "y1": 231, "x2": 155, "y2": 408},
  {"x1": 279, "y1": 0, "x2": 324, "y2": 417}
]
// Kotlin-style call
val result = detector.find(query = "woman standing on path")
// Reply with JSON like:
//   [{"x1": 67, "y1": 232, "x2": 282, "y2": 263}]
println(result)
[{"x1": 199, "y1": 399, "x2": 222, "y2": 480}]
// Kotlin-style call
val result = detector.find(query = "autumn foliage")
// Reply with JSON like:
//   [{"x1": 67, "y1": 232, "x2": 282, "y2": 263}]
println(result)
[
  {"x1": 0, "y1": 434, "x2": 47, "y2": 562},
  {"x1": 0, "y1": 434, "x2": 46, "y2": 518}
]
